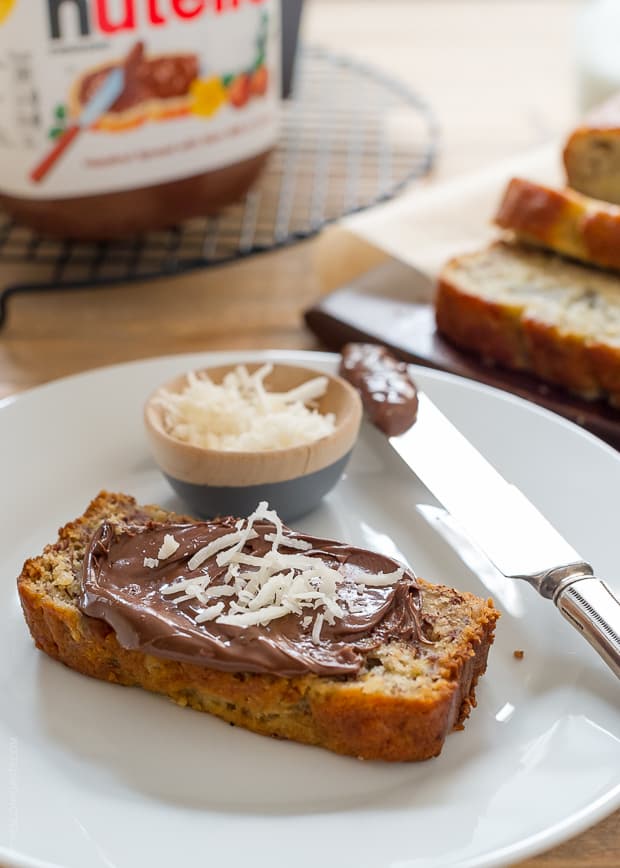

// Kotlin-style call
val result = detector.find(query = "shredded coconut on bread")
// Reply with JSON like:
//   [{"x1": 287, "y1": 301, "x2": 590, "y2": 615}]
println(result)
[{"x1": 17, "y1": 491, "x2": 498, "y2": 762}]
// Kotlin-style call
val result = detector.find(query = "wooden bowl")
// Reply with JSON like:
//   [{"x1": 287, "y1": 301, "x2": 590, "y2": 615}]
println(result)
[{"x1": 144, "y1": 363, "x2": 362, "y2": 521}]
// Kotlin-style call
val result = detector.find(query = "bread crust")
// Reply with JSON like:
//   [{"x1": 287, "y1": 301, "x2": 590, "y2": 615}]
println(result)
[
  {"x1": 17, "y1": 492, "x2": 498, "y2": 762},
  {"x1": 495, "y1": 178, "x2": 620, "y2": 271},
  {"x1": 435, "y1": 242, "x2": 620, "y2": 406}
]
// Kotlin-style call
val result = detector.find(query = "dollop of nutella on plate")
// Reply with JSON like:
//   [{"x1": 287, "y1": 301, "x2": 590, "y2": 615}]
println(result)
[
  {"x1": 79, "y1": 508, "x2": 425, "y2": 678},
  {"x1": 339, "y1": 343, "x2": 419, "y2": 437}
]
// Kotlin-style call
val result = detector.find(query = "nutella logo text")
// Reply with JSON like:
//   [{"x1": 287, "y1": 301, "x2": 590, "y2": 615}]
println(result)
[{"x1": 48, "y1": 0, "x2": 266, "y2": 40}]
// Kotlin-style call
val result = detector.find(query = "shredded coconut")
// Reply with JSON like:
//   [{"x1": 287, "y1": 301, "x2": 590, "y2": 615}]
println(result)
[
  {"x1": 161, "y1": 502, "x2": 406, "y2": 638},
  {"x1": 194, "y1": 602, "x2": 226, "y2": 624},
  {"x1": 157, "y1": 534, "x2": 180, "y2": 560},
  {"x1": 311, "y1": 613, "x2": 325, "y2": 645},
  {"x1": 155, "y1": 364, "x2": 336, "y2": 451},
  {"x1": 187, "y1": 529, "x2": 258, "y2": 572},
  {"x1": 351, "y1": 568, "x2": 407, "y2": 587}
]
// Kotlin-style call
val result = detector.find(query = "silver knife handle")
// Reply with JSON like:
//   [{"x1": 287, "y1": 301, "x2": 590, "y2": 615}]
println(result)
[{"x1": 554, "y1": 577, "x2": 620, "y2": 679}]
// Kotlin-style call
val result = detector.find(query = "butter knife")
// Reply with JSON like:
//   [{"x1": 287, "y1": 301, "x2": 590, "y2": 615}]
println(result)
[{"x1": 340, "y1": 343, "x2": 620, "y2": 679}]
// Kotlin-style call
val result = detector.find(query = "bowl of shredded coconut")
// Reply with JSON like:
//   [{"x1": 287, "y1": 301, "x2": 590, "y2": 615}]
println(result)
[{"x1": 144, "y1": 362, "x2": 362, "y2": 520}]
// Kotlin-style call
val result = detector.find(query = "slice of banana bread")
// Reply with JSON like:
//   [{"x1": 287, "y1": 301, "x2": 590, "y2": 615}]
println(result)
[
  {"x1": 495, "y1": 177, "x2": 620, "y2": 272},
  {"x1": 17, "y1": 491, "x2": 498, "y2": 762},
  {"x1": 435, "y1": 241, "x2": 620, "y2": 406},
  {"x1": 564, "y1": 94, "x2": 620, "y2": 205}
]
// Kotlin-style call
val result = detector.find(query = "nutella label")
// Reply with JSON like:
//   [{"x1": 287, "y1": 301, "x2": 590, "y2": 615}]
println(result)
[{"x1": 0, "y1": 0, "x2": 280, "y2": 199}]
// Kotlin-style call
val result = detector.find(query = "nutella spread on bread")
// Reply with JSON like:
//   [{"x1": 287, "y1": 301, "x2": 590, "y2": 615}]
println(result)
[
  {"x1": 0, "y1": 1, "x2": 279, "y2": 238},
  {"x1": 340, "y1": 343, "x2": 419, "y2": 437},
  {"x1": 80, "y1": 504, "x2": 425, "y2": 677}
]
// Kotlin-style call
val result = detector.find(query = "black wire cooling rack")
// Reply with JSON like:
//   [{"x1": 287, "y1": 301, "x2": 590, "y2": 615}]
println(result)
[{"x1": 0, "y1": 46, "x2": 439, "y2": 327}]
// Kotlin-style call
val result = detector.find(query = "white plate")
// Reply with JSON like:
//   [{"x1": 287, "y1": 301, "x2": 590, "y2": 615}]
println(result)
[{"x1": 1, "y1": 350, "x2": 619, "y2": 868}]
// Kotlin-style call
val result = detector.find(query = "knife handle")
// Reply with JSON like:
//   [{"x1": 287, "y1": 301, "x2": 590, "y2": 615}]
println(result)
[
  {"x1": 30, "y1": 125, "x2": 81, "y2": 184},
  {"x1": 555, "y1": 577, "x2": 620, "y2": 679}
]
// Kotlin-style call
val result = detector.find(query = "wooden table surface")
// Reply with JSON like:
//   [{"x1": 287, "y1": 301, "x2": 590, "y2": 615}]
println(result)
[{"x1": 1, "y1": 1, "x2": 618, "y2": 866}]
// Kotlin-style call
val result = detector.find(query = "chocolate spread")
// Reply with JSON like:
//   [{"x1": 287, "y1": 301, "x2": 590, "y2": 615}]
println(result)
[
  {"x1": 79, "y1": 518, "x2": 424, "y2": 677},
  {"x1": 340, "y1": 343, "x2": 419, "y2": 436},
  {"x1": 79, "y1": 43, "x2": 199, "y2": 114}
]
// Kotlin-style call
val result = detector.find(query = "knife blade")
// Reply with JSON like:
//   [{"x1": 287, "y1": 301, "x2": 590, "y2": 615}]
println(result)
[
  {"x1": 79, "y1": 66, "x2": 125, "y2": 128},
  {"x1": 340, "y1": 343, "x2": 620, "y2": 679}
]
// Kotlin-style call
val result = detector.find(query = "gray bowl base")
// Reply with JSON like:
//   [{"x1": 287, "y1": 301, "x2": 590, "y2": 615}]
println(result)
[{"x1": 164, "y1": 451, "x2": 352, "y2": 523}]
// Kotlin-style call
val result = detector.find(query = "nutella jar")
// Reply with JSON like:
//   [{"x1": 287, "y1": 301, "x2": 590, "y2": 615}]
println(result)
[{"x1": 0, "y1": 0, "x2": 280, "y2": 239}]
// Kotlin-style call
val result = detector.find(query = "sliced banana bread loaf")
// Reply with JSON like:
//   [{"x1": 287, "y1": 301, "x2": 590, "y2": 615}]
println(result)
[
  {"x1": 564, "y1": 94, "x2": 620, "y2": 205},
  {"x1": 436, "y1": 241, "x2": 620, "y2": 405}
]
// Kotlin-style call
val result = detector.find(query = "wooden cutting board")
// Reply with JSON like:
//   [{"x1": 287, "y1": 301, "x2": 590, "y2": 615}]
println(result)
[{"x1": 304, "y1": 257, "x2": 620, "y2": 451}]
